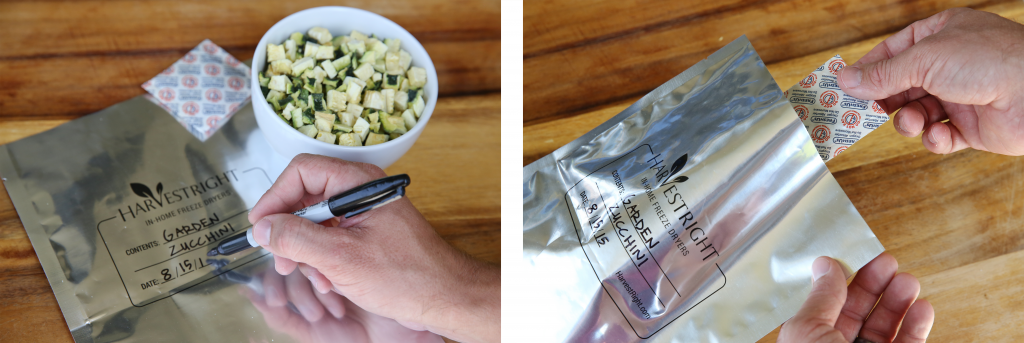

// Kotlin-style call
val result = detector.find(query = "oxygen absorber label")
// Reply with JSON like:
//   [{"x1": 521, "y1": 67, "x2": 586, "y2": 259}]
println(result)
[
  {"x1": 563, "y1": 145, "x2": 726, "y2": 339},
  {"x1": 785, "y1": 55, "x2": 889, "y2": 162}
]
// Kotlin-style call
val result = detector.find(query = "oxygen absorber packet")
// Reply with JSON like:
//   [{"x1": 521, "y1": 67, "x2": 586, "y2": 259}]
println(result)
[
  {"x1": 785, "y1": 55, "x2": 889, "y2": 162},
  {"x1": 522, "y1": 36, "x2": 884, "y2": 342},
  {"x1": 142, "y1": 39, "x2": 252, "y2": 141}
]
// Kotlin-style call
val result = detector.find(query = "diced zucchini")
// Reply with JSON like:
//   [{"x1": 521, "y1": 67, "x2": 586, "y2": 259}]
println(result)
[
  {"x1": 264, "y1": 28, "x2": 425, "y2": 146},
  {"x1": 332, "y1": 123, "x2": 353, "y2": 133},
  {"x1": 297, "y1": 125, "x2": 318, "y2": 137},
  {"x1": 331, "y1": 54, "x2": 353, "y2": 71},
  {"x1": 363, "y1": 91, "x2": 385, "y2": 110},
  {"x1": 340, "y1": 111, "x2": 358, "y2": 127},
  {"x1": 271, "y1": 59, "x2": 293, "y2": 75},
  {"x1": 399, "y1": 50, "x2": 412, "y2": 72},
  {"x1": 394, "y1": 90, "x2": 408, "y2": 111},
  {"x1": 286, "y1": 82, "x2": 301, "y2": 94},
  {"x1": 267, "y1": 43, "x2": 286, "y2": 62},
  {"x1": 346, "y1": 39, "x2": 366, "y2": 56},
  {"x1": 258, "y1": 72, "x2": 271, "y2": 87},
  {"x1": 411, "y1": 94, "x2": 425, "y2": 117},
  {"x1": 353, "y1": 117, "x2": 370, "y2": 142},
  {"x1": 302, "y1": 108, "x2": 314, "y2": 125},
  {"x1": 315, "y1": 44, "x2": 335, "y2": 60},
  {"x1": 385, "y1": 52, "x2": 402, "y2": 75},
  {"x1": 266, "y1": 90, "x2": 284, "y2": 103},
  {"x1": 290, "y1": 32, "x2": 305, "y2": 46},
  {"x1": 285, "y1": 40, "x2": 298, "y2": 61},
  {"x1": 314, "y1": 111, "x2": 335, "y2": 132},
  {"x1": 332, "y1": 36, "x2": 347, "y2": 50},
  {"x1": 268, "y1": 75, "x2": 288, "y2": 92},
  {"x1": 381, "y1": 88, "x2": 395, "y2": 113},
  {"x1": 320, "y1": 60, "x2": 338, "y2": 79},
  {"x1": 291, "y1": 108, "x2": 304, "y2": 128},
  {"x1": 384, "y1": 38, "x2": 401, "y2": 53},
  {"x1": 307, "y1": 27, "x2": 333, "y2": 44},
  {"x1": 326, "y1": 90, "x2": 347, "y2": 111},
  {"x1": 311, "y1": 93, "x2": 325, "y2": 111},
  {"x1": 291, "y1": 57, "x2": 315, "y2": 77},
  {"x1": 315, "y1": 131, "x2": 336, "y2": 144},
  {"x1": 281, "y1": 103, "x2": 296, "y2": 120},
  {"x1": 346, "y1": 81, "x2": 363, "y2": 105},
  {"x1": 323, "y1": 78, "x2": 340, "y2": 91},
  {"x1": 399, "y1": 78, "x2": 410, "y2": 92},
  {"x1": 407, "y1": 67, "x2": 427, "y2": 89},
  {"x1": 350, "y1": 30, "x2": 368, "y2": 41},
  {"x1": 337, "y1": 132, "x2": 361, "y2": 146},
  {"x1": 345, "y1": 103, "x2": 363, "y2": 118},
  {"x1": 380, "y1": 112, "x2": 406, "y2": 134},
  {"x1": 383, "y1": 74, "x2": 403, "y2": 90},
  {"x1": 303, "y1": 41, "x2": 320, "y2": 59},
  {"x1": 365, "y1": 133, "x2": 388, "y2": 146},
  {"x1": 401, "y1": 109, "x2": 417, "y2": 130}
]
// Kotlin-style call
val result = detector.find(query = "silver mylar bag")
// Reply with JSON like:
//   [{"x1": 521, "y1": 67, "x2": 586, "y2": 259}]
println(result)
[{"x1": 522, "y1": 36, "x2": 884, "y2": 342}]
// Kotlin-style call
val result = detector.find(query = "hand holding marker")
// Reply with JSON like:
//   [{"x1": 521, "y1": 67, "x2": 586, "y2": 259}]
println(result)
[{"x1": 208, "y1": 174, "x2": 411, "y2": 256}]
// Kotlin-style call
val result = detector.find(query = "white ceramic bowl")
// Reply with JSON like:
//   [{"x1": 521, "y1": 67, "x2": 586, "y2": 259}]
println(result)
[{"x1": 251, "y1": 7, "x2": 439, "y2": 169}]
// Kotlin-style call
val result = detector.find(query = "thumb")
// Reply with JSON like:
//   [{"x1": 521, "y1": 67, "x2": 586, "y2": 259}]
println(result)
[
  {"x1": 838, "y1": 44, "x2": 936, "y2": 101},
  {"x1": 783, "y1": 257, "x2": 848, "y2": 340},
  {"x1": 252, "y1": 213, "x2": 340, "y2": 266}
]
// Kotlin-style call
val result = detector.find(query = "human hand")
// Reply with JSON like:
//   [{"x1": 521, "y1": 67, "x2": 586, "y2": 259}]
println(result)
[
  {"x1": 778, "y1": 253, "x2": 934, "y2": 343},
  {"x1": 246, "y1": 154, "x2": 500, "y2": 343},
  {"x1": 240, "y1": 262, "x2": 444, "y2": 343},
  {"x1": 838, "y1": 8, "x2": 1024, "y2": 155}
]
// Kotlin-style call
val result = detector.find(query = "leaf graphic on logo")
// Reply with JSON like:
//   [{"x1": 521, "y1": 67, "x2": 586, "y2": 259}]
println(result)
[
  {"x1": 156, "y1": 183, "x2": 163, "y2": 195},
  {"x1": 660, "y1": 154, "x2": 690, "y2": 187},
  {"x1": 130, "y1": 183, "x2": 154, "y2": 199}
]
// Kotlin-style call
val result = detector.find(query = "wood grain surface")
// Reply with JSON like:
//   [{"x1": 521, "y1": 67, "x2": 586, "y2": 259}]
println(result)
[
  {"x1": 0, "y1": 1, "x2": 499, "y2": 342},
  {"x1": 525, "y1": 1, "x2": 1024, "y2": 342}
]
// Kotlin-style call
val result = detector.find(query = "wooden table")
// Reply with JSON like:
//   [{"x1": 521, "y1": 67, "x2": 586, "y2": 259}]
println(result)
[
  {"x1": 525, "y1": 1, "x2": 1024, "y2": 341},
  {"x1": 0, "y1": 1, "x2": 499, "y2": 342}
]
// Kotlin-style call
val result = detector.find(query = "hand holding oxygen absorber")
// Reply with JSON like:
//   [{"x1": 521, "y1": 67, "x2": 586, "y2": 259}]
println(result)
[{"x1": 207, "y1": 174, "x2": 411, "y2": 256}]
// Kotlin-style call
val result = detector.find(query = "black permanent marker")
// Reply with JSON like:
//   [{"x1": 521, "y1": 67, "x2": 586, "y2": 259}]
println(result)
[{"x1": 207, "y1": 174, "x2": 410, "y2": 256}]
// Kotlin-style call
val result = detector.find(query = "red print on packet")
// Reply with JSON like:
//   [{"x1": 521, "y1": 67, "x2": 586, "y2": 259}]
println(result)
[
  {"x1": 828, "y1": 60, "x2": 845, "y2": 75},
  {"x1": 812, "y1": 125, "x2": 831, "y2": 144},
  {"x1": 872, "y1": 101, "x2": 885, "y2": 114},
  {"x1": 794, "y1": 105, "x2": 809, "y2": 121},
  {"x1": 228, "y1": 77, "x2": 244, "y2": 91},
  {"x1": 799, "y1": 74, "x2": 817, "y2": 89},
  {"x1": 841, "y1": 110, "x2": 861, "y2": 129},
  {"x1": 225, "y1": 55, "x2": 241, "y2": 68},
  {"x1": 204, "y1": 64, "x2": 221, "y2": 76},
  {"x1": 181, "y1": 75, "x2": 198, "y2": 89},
  {"x1": 182, "y1": 101, "x2": 200, "y2": 116},
  {"x1": 835, "y1": 146, "x2": 848, "y2": 157},
  {"x1": 158, "y1": 88, "x2": 175, "y2": 102},
  {"x1": 205, "y1": 89, "x2": 223, "y2": 103},
  {"x1": 161, "y1": 66, "x2": 175, "y2": 76},
  {"x1": 182, "y1": 52, "x2": 197, "y2": 64},
  {"x1": 202, "y1": 42, "x2": 220, "y2": 55},
  {"x1": 819, "y1": 91, "x2": 839, "y2": 108}
]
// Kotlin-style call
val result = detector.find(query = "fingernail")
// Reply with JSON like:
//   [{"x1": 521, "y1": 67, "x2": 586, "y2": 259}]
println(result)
[
  {"x1": 898, "y1": 113, "x2": 908, "y2": 134},
  {"x1": 812, "y1": 257, "x2": 832, "y2": 281},
  {"x1": 254, "y1": 218, "x2": 271, "y2": 246},
  {"x1": 840, "y1": 66, "x2": 862, "y2": 89},
  {"x1": 928, "y1": 128, "x2": 938, "y2": 145}
]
